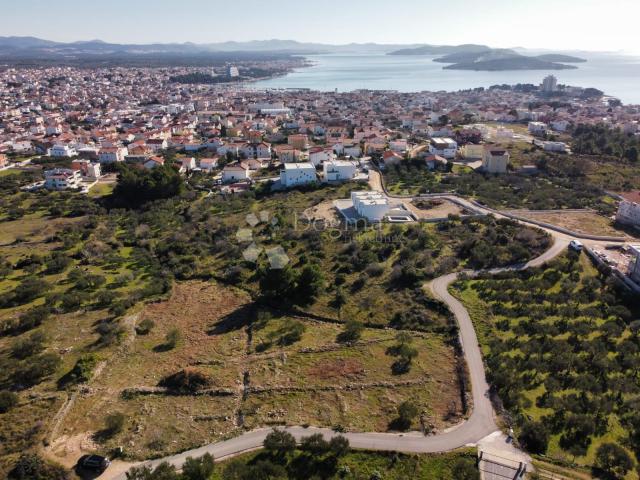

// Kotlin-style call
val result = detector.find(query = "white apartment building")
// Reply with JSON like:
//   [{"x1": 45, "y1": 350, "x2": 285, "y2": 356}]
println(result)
[
  {"x1": 323, "y1": 160, "x2": 357, "y2": 182},
  {"x1": 541, "y1": 75, "x2": 558, "y2": 93},
  {"x1": 49, "y1": 144, "x2": 78, "y2": 158},
  {"x1": 616, "y1": 200, "x2": 640, "y2": 228},
  {"x1": 280, "y1": 162, "x2": 317, "y2": 188},
  {"x1": 428, "y1": 137, "x2": 457, "y2": 159},
  {"x1": 44, "y1": 168, "x2": 82, "y2": 190},
  {"x1": 528, "y1": 121, "x2": 548, "y2": 136},
  {"x1": 351, "y1": 191, "x2": 390, "y2": 221}
]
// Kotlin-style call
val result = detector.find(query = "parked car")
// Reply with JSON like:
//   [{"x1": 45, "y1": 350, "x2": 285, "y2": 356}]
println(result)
[
  {"x1": 569, "y1": 240, "x2": 584, "y2": 252},
  {"x1": 78, "y1": 454, "x2": 110, "y2": 472}
]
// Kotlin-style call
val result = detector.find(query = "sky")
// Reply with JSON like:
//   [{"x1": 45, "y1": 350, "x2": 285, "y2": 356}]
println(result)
[{"x1": 1, "y1": 0, "x2": 639, "y2": 53}]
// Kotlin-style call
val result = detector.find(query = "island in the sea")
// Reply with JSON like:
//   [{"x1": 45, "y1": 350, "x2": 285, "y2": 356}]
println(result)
[{"x1": 388, "y1": 44, "x2": 586, "y2": 71}]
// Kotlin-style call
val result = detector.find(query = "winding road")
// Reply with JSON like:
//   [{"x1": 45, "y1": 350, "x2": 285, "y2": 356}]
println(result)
[{"x1": 97, "y1": 180, "x2": 626, "y2": 478}]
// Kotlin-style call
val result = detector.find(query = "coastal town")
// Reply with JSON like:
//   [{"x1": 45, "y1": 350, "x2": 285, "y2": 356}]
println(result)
[
  {"x1": 2, "y1": 58, "x2": 640, "y2": 480},
  {"x1": 2, "y1": 68, "x2": 640, "y2": 281}
]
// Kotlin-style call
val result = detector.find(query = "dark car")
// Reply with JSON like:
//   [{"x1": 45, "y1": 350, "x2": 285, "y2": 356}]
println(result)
[{"x1": 78, "y1": 454, "x2": 110, "y2": 472}]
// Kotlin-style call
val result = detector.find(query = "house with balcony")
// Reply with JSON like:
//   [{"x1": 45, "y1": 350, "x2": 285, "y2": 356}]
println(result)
[{"x1": 44, "y1": 168, "x2": 82, "y2": 190}]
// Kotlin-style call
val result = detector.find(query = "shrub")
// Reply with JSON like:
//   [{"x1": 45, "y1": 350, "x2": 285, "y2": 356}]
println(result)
[
  {"x1": 365, "y1": 262, "x2": 384, "y2": 277},
  {"x1": 11, "y1": 331, "x2": 46, "y2": 359},
  {"x1": 136, "y1": 318, "x2": 155, "y2": 335},
  {"x1": 104, "y1": 412, "x2": 126, "y2": 437},
  {"x1": 12, "y1": 352, "x2": 61, "y2": 388},
  {"x1": 328, "y1": 435, "x2": 350, "y2": 457},
  {"x1": 263, "y1": 429, "x2": 296, "y2": 457},
  {"x1": 595, "y1": 443, "x2": 633, "y2": 479},
  {"x1": 159, "y1": 368, "x2": 212, "y2": 393},
  {"x1": 393, "y1": 400, "x2": 419, "y2": 431},
  {"x1": 8, "y1": 454, "x2": 69, "y2": 480},
  {"x1": 163, "y1": 328, "x2": 181, "y2": 350},
  {"x1": 300, "y1": 433, "x2": 329, "y2": 455},
  {"x1": 519, "y1": 420, "x2": 549, "y2": 454},
  {"x1": 451, "y1": 458, "x2": 479, "y2": 480},
  {"x1": 0, "y1": 390, "x2": 19, "y2": 413},
  {"x1": 337, "y1": 320, "x2": 364, "y2": 344},
  {"x1": 182, "y1": 453, "x2": 215, "y2": 480},
  {"x1": 59, "y1": 353, "x2": 100, "y2": 387}
]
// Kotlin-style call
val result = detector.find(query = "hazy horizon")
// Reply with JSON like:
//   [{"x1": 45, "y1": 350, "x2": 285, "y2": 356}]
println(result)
[{"x1": 2, "y1": 0, "x2": 639, "y2": 55}]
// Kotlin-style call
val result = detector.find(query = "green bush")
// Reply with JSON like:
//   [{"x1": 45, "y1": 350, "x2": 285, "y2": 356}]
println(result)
[
  {"x1": 0, "y1": 390, "x2": 19, "y2": 413},
  {"x1": 159, "y1": 368, "x2": 212, "y2": 394}
]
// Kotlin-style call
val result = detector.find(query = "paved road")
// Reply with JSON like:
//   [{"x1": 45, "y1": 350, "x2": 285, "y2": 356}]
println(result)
[
  {"x1": 104, "y1": 235, "x2": 575, "y2": 479},
  {"x1": 99, "y1": 185, "x2": 626, "y2": 479}
]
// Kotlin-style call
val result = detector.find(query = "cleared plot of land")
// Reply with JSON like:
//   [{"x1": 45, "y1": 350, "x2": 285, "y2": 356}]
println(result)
[
  {"x1": 242, "y1": 382, "x2": 461, "y2": 434},
  {"x1": 506, "y1": 209, "x2": 631, "y2": 238},
  {"x1": 54, "y1": 280, "x2": 462, "y2": 461},
  {"x1": 406, "y1": 198, "x2": 466, "y2": 219}
]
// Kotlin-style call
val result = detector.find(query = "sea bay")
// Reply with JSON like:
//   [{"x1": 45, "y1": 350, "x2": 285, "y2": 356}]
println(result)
[{"x1": 255, "y1": 53, "x2": 640, "y2": 104}]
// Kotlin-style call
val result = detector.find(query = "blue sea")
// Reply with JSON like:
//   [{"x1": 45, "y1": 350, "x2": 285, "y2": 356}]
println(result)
[{"x1": 255, "y1": 53, "x2": 640, "y2": 104}]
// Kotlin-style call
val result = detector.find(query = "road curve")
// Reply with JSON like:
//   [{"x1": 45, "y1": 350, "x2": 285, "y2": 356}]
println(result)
[{"x1": 103, "y1": 235, "x2": 572, "y2": 479}]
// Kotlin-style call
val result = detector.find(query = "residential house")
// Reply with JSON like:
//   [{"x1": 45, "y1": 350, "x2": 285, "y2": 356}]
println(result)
[
  {"x1": 199, "y1": 157, "x2": 219, "y2": 171},
  {"x1": 280, "y1": 162, "x2": 317, "y2": 187},
  {"x1": 616, "y1": 193, "x2": 640, "y2": 228},
  {"x1": 528, "y1": 122, "x2": 548, "y2": 136},
  {"x1": 428, "y1": 138, "x2": 457, "y2": 159},
  {"x1": 460, "y1": 144, "x2": 485, "y2": 160},
  {"x1": 180, "y1": 157, "x2": 197, "y2": 171},
  {"x1": 323, "y1": 160, "x2": 357, "y2": 182},
  {"x1": 143, "y1": 156, "x2": 165, "y2": 169},
  {"x1": 288, "y1": 134, "x2": 310, "y2": 150},
  {"x1": 381, "y1": 150, "x2": 403, "y2": 168},
  {"x1": 482, "y1": 149, "x2": 510, "y2": 174},
  {"x1": 343, "y1": 143, "x2": 362, "y2": 158},
  {"x1": 542, "y1": 141, "x2": 569, "y2": 153},
  {"x1": 147, "y1": 138, "x2": 168, "y2": 152},
  {"x1": 351, "y1": 191, "x2": 390, "y2": 221},
  {"x1": 98, "y1": 146, "x2": 128, "y2": 163},
  {"x1": 425, "y1": 155, "x2": 448, "y2": 171},
  {"x1": 44, "y1": 168, "x2": 82, "y2": 190},
  {"x1": 49, "y1": 144, "x2": 78, "y2": 158},
  {"x1": 309, "y1": 147, "x2": 335, "y2": 167},
  {"x1": 71, "y1": 159, "x2": 101, "y2": 179},
  {"x1": 389, "y1": 139, "x2": 408, "y2": 153},
  {"x1": 274, "y1": 144, "x2": 301, "y2": 163},
  {"x1": 222, "y1": 163, "x2": 251, "y2": 183}
]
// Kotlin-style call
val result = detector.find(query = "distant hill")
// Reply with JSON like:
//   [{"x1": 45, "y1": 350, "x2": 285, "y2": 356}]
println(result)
[
  {"x1": 388, "y1": 44, "x2": 491, "y2": 56},
  {"x1": 389, "y1": 44, "x2": 586, "y2": 71},
  {"x1": 534, "y1": 53, "x2": 586, "y2": 63},
  {"x1": 443, "y1": 57, "x2": 578, "y2": 71},
  {"x1": 0, "y1": 36, "x2": 590, "y2": 69},
  {"x1": 432, "y1": 48, "x2": 520, "y2": 64}
]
